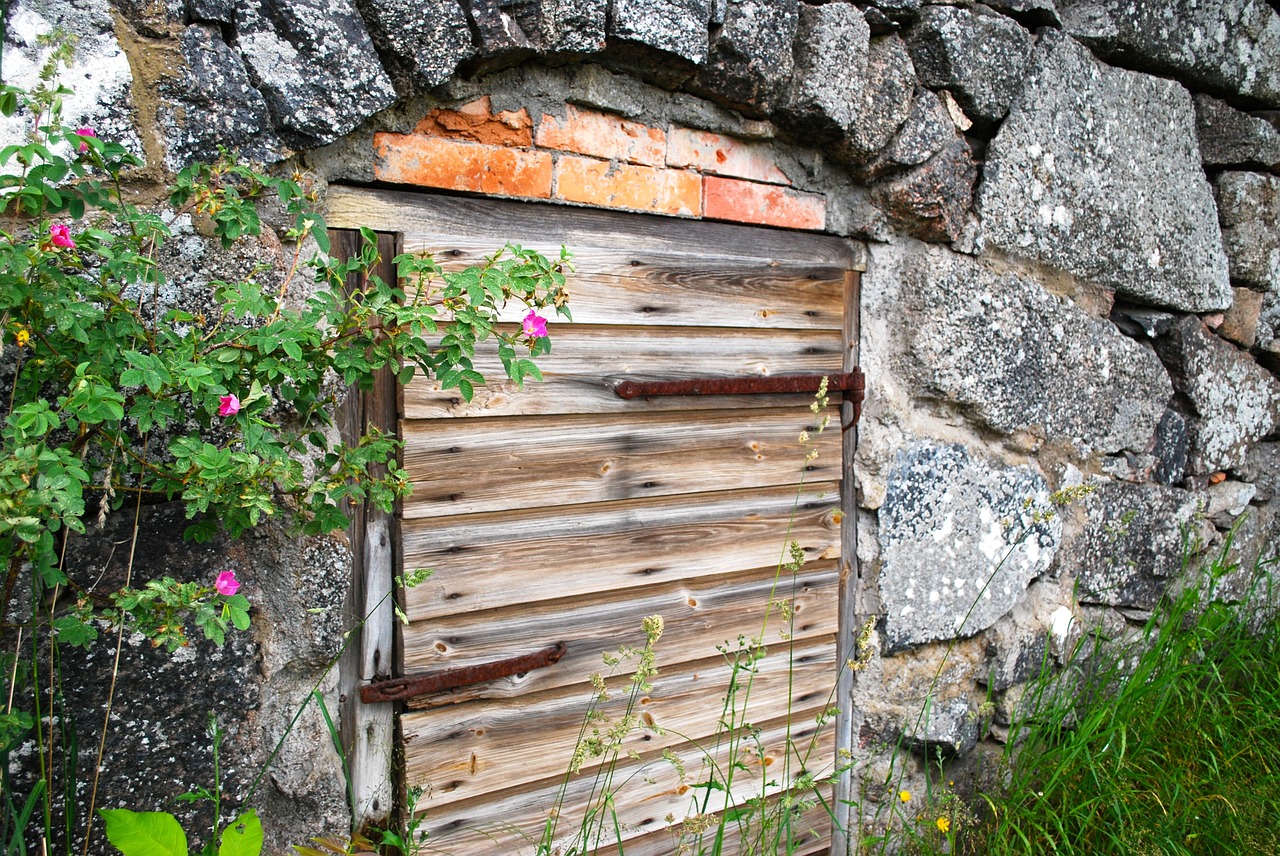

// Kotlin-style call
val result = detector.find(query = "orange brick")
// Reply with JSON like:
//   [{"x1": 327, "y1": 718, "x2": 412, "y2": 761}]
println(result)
[
  {"x1": 412, "y1": 96, "x2": 533, "y2": 147},
  {"x1": 667, "y1": 127, "x2": 791, "y2": 184},
  {"x1": 373, "y1": 133, "x2": 552, "y2": 199},
  {"x1": 554, "y1": 156, "x2": 701, "y2": 216},
  {"x1": 703, "y1": 176, "x2": 826, "y2": 230},
  {"x1": 536, "y1": 105, "x2": 666, "y2": 167}
]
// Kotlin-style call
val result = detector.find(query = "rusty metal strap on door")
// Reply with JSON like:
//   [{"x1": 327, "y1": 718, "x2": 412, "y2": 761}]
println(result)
[
  {"x1": 360, "y1": 642, "x2": 566, "y2": 703},
  {"x1": 614, "y1": 369, "x2": 865, "y2": 424}
]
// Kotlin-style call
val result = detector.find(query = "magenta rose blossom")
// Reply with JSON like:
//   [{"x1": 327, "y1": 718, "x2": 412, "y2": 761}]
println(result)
[
  {"x1": 49, "y1": 224, "x2": 75, "y2": 249},
  {"x1": 215, "y1": 570, "x2": 240, "y2": 596},
  {"x1": 218, "y1": 393, "x2": 240, "y2": 416},
  {"x1": 74, "y1": 127, "x2": 97, "y2": 153},
  {"x1": 521, "y1": 309, "x2": 548, "y2": 338}
]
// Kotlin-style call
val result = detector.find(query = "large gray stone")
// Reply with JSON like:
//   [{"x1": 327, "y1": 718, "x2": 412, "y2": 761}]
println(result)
[
  {"x1": 1154, "y1": 315, "x2": 1280, "y2": 474},
  {"x1": 871, "y1": 137, "x2": 976, "y2": 242},
  {"x1": 878, "y1": 442, "x2": 1061, "y2": 651},
  {"x1": 836, "y1": 34, "x2": 916, "y2": 164},
  {"x1": 358, "y1": 0, "x2": 474, "y2": 90},
  {"x1": 688, "y1": 0, "x2": 798, "y2": 116},
  {"x1": 1059, "y1": 0, "x2": 1280, "y2": 109},
  {"x1": 778, "y1": 3, "x2": 869, "y2": 141},
  {"x1": 234, "y1": 0, "x2": 396, "y2": 147},
  {"x1": 1194, "y1": 94, "x2": 1280, "y2": 169},
  {"x1": 0, "y1": 0, "x2": 140, "y2": 156},
  {"x1": 160, "y1": 25, "x2": 283, "y2": 169},
  {"x1": 866, "y1": 241, "x2": 1173, "y2": 454},
  {"x1": 905, "y1": 5, "x2": 1034, "y2": 125},
  {"x1": 899, "y1": 695, "x2": 981, "y2": 759},
  {"x1": 611, "y1": 0, "x2": 710, "y2": 63},
  {"x1": 1215, "y1": 172, "x2": 1280, "y2": 292},
  {"x1": 1057, "y1": 481, "x2": 1206, "y2": 608},
  {"x1": 978, "y1": 32, "x2": 1232, "y2": 313},
  {"x1": 857, "y1": 87, "x2": 957, "y2": 182},
  {"x1": 983, "y1": 0, "x2": 1061, "y2": 28}
]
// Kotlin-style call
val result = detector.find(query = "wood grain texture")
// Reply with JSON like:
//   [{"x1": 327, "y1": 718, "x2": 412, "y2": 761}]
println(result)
[
  {"x1": 403, "y1": 325, "x2": 846, "y2": 419},
  {"x1": 402, "y1": 408, "x2": 841, "y2": 518},
  {"x1": 614, "y1": 797, "x2": 834, "y2": 856},
  {"x1": 413, "y1": 711, "x2": 836, "y2": 855},
  {"x1": 402, "y1": 563, "x2": 839, "y2": 700},
  {"x1": 326, "y1": 185, "x2": 866, "y2": 270},
  {"x1": 402, "y1": 481, "x2": 841, "y2": 621},
  {"x1": 399, "y1": 238, "x2": 846, "y2": 330},
  {"x1": 402, "y1": 639, "x2": 837, "y2": 807}
]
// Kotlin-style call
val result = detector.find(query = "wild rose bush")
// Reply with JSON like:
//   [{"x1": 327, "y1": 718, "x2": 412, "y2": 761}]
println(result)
[{"x1": 0, "y1": 55, "x2": 569, "y2": 685}]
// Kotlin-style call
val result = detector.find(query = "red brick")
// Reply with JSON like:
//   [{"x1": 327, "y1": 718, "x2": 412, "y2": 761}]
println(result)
[
  {"x1": 703, "y1": 176, "x2": 826, "y2": 230},
  {"x1": 667, "y1": 127, "x2": 791, "y2": 184},
  {"x1": 412, "y1": 96, "x2": 533, "y2": 147},
  {"x1": 554, "y1": 156, "x2": 701, "y2": 216},
  {"x1": 536, "y1": 105, "x2": 666, "y2": 167},
  {"x1": 373, "y1": 133, "x2": 552, "y2": 198}
]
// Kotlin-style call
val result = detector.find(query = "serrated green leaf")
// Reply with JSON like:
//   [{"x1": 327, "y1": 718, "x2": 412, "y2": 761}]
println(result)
[{"x1": 99, "y1": 809, "x2": 188, "y2": 856}]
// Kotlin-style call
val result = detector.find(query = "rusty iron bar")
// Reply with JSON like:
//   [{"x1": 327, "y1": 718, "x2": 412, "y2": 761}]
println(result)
[
  {"x1": 614, "y1": 369, "x2": 865, "y2": 423},
  {"x1": 360, "y1": 642, "x2": 566, "y2": 703}
]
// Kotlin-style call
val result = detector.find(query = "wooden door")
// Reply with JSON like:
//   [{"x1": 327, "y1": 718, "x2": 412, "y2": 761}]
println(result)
[{"x1": 327, "y1": 187, "x2": 863, "y2": 854}]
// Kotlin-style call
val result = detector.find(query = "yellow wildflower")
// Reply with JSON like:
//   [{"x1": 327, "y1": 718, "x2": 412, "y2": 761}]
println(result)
[
  {"x1": 936, "y1": 816, "x2": 951, "y2": 834},
  {"x1": 15, "y1": 328, "x2": 29, "y2": 348},
  {"x1": 898, "y1": 790, "x2": 911, "y2": 803}
]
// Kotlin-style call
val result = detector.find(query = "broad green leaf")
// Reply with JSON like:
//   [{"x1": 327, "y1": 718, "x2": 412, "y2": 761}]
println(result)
[
  {"x1": 99, "y1": 809, "x2": 188, "y2": 856},
  {"x1": 218, "y1": 810, "x2": 263, "y2": 856}
]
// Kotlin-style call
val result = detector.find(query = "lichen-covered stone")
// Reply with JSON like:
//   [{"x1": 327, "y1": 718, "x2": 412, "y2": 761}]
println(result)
[
  {"x1": 905, "y1": 5, "x2": 1033, "y2": 125},
  {"x1": 611, "y1": 0, "x2": 711, "y2": 63},
  {"x1": 836, "y1": 34, "x2": 916, "y2": 164},
  {"x1": 235, "y1": 0, "x2": 396, "y2": 147},
  {"x1": 778, "y1": 3, "x2": 869, "y2": 141},
  {"x1": 983, "y1": 0, "x2": 1061, "y2": 28},
  {"x1": 160, "y1": 25, "x2": 283, "y2": 169},
  {"x1": 1194, "y1": 94, "x2": 1280, "y2": 169},
  {"x1": 1058, "y1": 0, "x2": 1280, "y2": 109},
  {"x1": 1056, "y1": 481, "x2": 1206, "y2": 608},
  {"x1": 858, "y1": 87, "x2": 956, "y2": 180},
  {"x1": 899, "y1": 695, "x2": 980, "y2": 759},
  {"x1": 358, "y1": 0, "x2": 474, "y2": 89},
  {"x1": 1152, "y1": 408, "x2": 1190, "y2": 485},
  {"x1": 878, "y1": 442, "x2": 1060, "y2": 651},
  {"x1": 688, "y1": 0, "x2": 798, "y2": 116},
  {"x1": 865, "y1": 241, "x2": 1173, "y2": 454},
  {"x1": 871, "y1": 137, "x2": 976, "y2": 242},
  {"x1": 1154, "y1": 315, "x2": 1280, "y2": 474},
  {"x1": 1215, "y1": 172, "x2": 1280, "y2": 292},
  {"x1": 978, "y1": 32, "x2": 1232, "y2": 313},
  {"x1": 1238, "y1": 442, "x2": 1280, "y2": 501},
  {"x1": 538, "y1": 0, "x2": 608, "y2": 53},
  {"x1": 0, "y1": 0, "x2": 140, "y2": 156}
]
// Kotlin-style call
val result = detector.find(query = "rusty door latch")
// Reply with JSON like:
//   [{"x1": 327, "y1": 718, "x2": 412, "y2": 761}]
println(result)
[
  {"x1": 360, "y1": 642, "x2": 566, "y2": 703},
  {"x1": 613, "y1": 369, "x2": 865, "y2": 424}
]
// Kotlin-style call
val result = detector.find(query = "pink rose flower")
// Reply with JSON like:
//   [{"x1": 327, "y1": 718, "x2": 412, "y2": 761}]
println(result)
[
  {"x1": 74, "y1": 127, "x2": 97, "y2": 153},
  {"x1": 521, "y1": 309, "x2": 548, "y2": 338},
  {"x1": 215, "y1": 570, "x2": 240, "y2": 596},
  {"x1": 49, "y1": 224, "x2": 75, "y2": 249},
  {"x1": 218, "y1": 394, "x2": 240, "y2": 416}
]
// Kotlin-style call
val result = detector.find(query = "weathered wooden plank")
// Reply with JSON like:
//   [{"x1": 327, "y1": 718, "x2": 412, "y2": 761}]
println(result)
[
  {"x1": 401, "y1": 408, "x2": 842, "y2": 519},
  {"x1": 613, "y1": 797, "x2": 833, "y2": 856},
  {"x1": 401, "y1": 563, "x2": 839, "y2": 698},
  {"x1": 398, "y1": 239, "x2": 847, "y2": 330},
  {"x1": 402, "y1": 482, "x2": 841, "y2": 621},
  {"x1": 403, "y1": 639, "x2": 838, "y2": 808},
  {"x1": 413, "y1": 711, "x2": 836, "y2": 855},
  {"x1": 403, "y1": 325, "x2": 845, "y2": 418},
  {"x1": 325, "y1": 185, "x2": 866, "y2": 269}
]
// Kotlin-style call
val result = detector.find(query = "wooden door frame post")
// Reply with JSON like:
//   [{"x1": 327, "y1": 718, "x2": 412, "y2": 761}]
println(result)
[{"x1": 333, "y1": 229, "x2": 400, "y2": 832}]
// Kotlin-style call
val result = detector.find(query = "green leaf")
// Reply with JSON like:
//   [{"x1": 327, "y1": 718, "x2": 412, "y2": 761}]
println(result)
[
  {"x1": 99, "y1": 809, "x2": 189, "y2": 856},
  {"x1": 218, "y1": 810, "x2": 263, "y2": 856}
]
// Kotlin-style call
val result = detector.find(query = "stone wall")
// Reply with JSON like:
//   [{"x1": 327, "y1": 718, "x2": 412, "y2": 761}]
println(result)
[{"x1": 5, "y1": 0, "x2": 1280, "y2": 850}]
